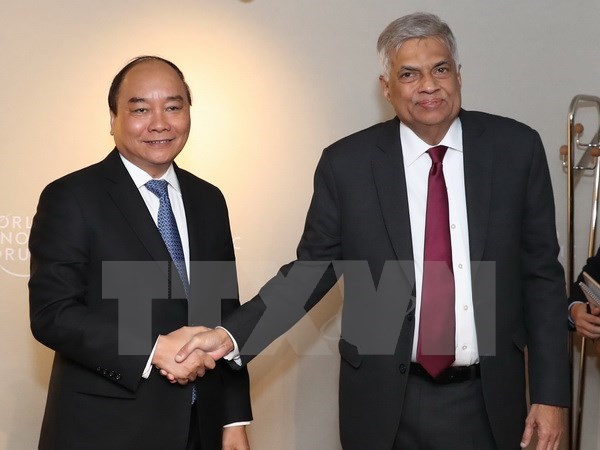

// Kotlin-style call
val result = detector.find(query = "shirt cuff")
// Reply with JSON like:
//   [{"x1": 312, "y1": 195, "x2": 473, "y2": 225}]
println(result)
[
  {"x1": 142, "y1": 338, "x2": 159, "y2": 379},
  {"x1": 224, "y1": 421, "x2": 251, "y2": 428},
  {"x1": 568, "y1": 301, "x2": 586, "y2": 327},
  {"x1": 216, "y1": 326, "x2": 242, "y2": 366}
]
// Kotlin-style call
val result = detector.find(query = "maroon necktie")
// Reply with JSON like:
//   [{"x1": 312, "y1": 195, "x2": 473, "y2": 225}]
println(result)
[{"x1": 416, "y1": 145, "x2": 456, "y2": 378}]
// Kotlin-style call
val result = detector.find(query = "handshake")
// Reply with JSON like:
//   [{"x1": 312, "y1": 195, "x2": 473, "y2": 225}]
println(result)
[{"x1": 151, "y1": 326, "x2": 234, "y2": 384}]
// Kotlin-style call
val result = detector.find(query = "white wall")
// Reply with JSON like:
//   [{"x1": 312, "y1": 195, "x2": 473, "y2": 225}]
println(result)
[{"x1": 1, "y1": 0, "x2": 599, "y2": 448}]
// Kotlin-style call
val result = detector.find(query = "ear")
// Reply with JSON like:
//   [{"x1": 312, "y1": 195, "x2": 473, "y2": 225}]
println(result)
[
  {"x1": 379, "y1": 75, "x2": 390, "y2": 100},
  {"x1": 109, "y1": 111, "x2": 116, "y2": 136},
  {"x1": 457, "y1": 64, "x2": 462, "y2": 87}
]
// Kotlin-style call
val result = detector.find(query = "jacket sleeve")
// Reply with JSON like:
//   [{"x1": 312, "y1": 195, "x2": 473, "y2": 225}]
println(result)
[
  {"x1": 223, "y1": 148, "x2": 342, "y2": 366},
  {"x1": 520, "y1": 131, "x2": 570, "y2": 407},
  {"x1": 29, "y1": 179, "x2": 148, "y2": 392}
]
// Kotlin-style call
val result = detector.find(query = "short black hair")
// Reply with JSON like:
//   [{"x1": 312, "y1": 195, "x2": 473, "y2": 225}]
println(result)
[{"x1": 108, "y1": 56, "x2": 192, "y2": 115}]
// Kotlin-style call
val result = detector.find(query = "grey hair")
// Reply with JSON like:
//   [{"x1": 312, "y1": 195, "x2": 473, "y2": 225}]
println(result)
[{"x1": 377, "y1": 12, "x2": 459, "y2": 80}]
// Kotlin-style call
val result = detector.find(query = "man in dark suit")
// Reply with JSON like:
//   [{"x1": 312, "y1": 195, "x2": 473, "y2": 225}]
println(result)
[
  {"x1": 29, "y1": 56, "x2": 252, "y2": 450},
  {"x1": 171, "y1": 13, "x2": 569, "y2": 450}
]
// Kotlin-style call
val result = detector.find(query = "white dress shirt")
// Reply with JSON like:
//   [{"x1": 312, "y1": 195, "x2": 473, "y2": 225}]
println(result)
[
  {"x1": 400, "y1": 119, "x2": 479, "y2": 366},
  {"x1": 120, "y1": 155, "x2": 190, "y2": 277}
]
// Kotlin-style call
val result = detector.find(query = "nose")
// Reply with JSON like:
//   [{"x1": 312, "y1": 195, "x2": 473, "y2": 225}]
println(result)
[
  {"x1": 148, "y1": 111, "x2": 170, "y2": 132},
  {"x1": 418, "y1": 72, "x2": 440, "y2": 94}
]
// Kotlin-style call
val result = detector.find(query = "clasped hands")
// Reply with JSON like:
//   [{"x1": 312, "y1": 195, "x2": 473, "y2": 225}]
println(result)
[{"x1": 151, "y1": 326, "x2": 233, "y2": 384}]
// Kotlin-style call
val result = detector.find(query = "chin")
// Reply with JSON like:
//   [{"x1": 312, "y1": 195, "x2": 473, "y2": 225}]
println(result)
[{"x1": 418, "y1": 113, "x2": 453, "y2": 126}]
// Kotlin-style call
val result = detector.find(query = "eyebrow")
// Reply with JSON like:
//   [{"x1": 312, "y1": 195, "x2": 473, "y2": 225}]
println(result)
[
  {"x1": 399, "y1": 65, "x2": 418, "y2": 72},
  {"x1": 433, "y1": 60, "x2": 451, "y2": 68},
  {"x1": 127, "y1": 95, "x2": 185, "y2": 104},
  {"x1": 399, "y1": 60, "x2": 451, "y2": 71}
]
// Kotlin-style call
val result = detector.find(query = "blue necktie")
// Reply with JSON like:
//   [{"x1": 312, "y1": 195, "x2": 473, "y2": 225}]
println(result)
[
  {"x1": 145, "y1": 179, "x2": 190, "y2": 299},
  {"x1": 146, "y1": 179, "x2": 196, "y2": 403}
]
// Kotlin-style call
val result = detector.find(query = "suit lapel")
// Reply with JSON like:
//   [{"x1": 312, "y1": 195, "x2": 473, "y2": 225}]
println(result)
[
  {"x1": 371, "y1": 118, "x2": 414, "y2": 262},
  {"x1": 99, "y1": 149, "x2": 171, "y2": 265},
  {"x1": 460, "y1": 111, "x2": 492, "y2": 263},
  {"x1": 175, "y1": 166, "x2": 204, "y2": 263}
]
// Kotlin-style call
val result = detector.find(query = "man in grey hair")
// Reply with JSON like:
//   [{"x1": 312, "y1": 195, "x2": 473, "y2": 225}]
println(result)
[{"x1": 170, "y1": 12, "x2": 569, "y2": 450}]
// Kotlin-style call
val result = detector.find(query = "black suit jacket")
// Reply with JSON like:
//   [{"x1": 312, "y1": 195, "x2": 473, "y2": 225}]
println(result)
[
  {"x1": 223, "y1": 110, "x2": 569, "y2": 449},
  {"x1": 29, "y1": 149, "x2": 251, "y2": 450}
]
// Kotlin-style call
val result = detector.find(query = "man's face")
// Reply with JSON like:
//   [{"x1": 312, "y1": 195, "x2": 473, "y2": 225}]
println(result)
[
  {"x1": 380, "y1": 37, "x2": 462, "y2": 145},
  {"x1": 110, "y1": 60, "x2": 191, "y2": 178}
]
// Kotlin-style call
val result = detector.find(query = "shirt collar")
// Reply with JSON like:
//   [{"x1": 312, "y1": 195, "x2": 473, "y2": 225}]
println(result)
[
  {"x1": 119, "y1": 153, "x2": 181, "y2": 193},
  {"x1": 399, "y1": 117, "x2": 463, "y2": 167}
]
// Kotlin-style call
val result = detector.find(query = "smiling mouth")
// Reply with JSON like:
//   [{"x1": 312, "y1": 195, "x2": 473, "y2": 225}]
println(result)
[
  {"x1": 144, "y1": 139, "x2": 174, "y2": 144},
  {"x1": 417, "y1": 99, "x2": 443, "y2": 109}
]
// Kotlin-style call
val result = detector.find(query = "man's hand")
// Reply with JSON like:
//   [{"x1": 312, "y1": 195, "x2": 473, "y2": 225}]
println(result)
[
  {"x1": 152, "y1": 326, "x2": 215, "y2": 385},
  {"x1": 520, "y1": 404, "x2": 564, "y2": 450},
  {"x1": 222, "y1": 425, "x2": 250, "y2": 450},
  {"x1": 175, "y1": 327, "x2": 235, "y2": 363},
  {"x1": 571, "y1": 302, "x2": 600, "y2": 340}
]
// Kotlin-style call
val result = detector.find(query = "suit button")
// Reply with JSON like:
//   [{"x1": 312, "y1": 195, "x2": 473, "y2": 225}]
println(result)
[
  {"x1": 399, "y1": 364, "x2": 407, "y2": 374},
  {"x1": 407, "y1": 314, "x2": 414, "y2": 322}
]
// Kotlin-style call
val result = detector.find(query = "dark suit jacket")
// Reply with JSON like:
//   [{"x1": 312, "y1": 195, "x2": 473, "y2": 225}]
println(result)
[
  {"x1": 29, "y1": 149, "x2": 252, "y2": 450},
  {"x1": 223, "y1": 110, "x2": 570, "y2": 450}
]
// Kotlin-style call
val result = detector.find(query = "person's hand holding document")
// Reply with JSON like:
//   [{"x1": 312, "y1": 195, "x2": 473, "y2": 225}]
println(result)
[{"x1": 574, "y1": 272, "x2": 600, "y2": 348}]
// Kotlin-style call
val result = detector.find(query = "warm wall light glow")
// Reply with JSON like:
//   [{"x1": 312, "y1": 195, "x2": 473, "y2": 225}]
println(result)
[{"x1": 165, "y1": 11, "x2": 340, "y2": 288}]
